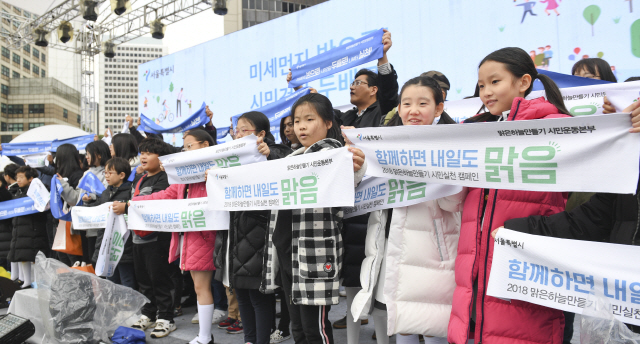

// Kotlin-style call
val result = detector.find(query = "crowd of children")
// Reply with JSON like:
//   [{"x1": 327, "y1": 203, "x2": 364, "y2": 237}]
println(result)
[{"x1": 1, "y1": 28, "x2": 640, "y2": 344}]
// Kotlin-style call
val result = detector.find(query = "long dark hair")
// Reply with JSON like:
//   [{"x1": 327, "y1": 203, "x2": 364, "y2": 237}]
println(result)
[
  {"x1": 85, "y1": 140, "x2": 112, "y2": 167},
  {"x1": 238, "y1": 111, "x2": 275, "y2": 142},
  {"x1": 468, "y1": 47, "x2": 570, "y2": 123},
  {"x1": 571, "y1": 58, "x2": 617, "y2": 82},
  {"x1": 55, "y1": 144, "x2": 83, "y2": 178},
  {"x1": 279, "y1": 115, "x2": 293, "y2": 147},
  {"x1": 290, "y1": 93, "x2": 344, "y2": 145},
  {"x1": 111, "y1": 133, "x2": 139, "y2": 163}
]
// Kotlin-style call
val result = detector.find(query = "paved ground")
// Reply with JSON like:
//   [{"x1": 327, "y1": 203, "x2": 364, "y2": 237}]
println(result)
[{"x1": 2, "y1": 295, "x2": 581, "y2": 344}]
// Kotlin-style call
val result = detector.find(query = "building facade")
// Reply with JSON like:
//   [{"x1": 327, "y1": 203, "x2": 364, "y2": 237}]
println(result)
[
  {"x1": 99, "y1": 37, "x2": 167, "y2": 134},
  {"x1": 224, "y1": 0, "x2": 327, "y2": 34}
]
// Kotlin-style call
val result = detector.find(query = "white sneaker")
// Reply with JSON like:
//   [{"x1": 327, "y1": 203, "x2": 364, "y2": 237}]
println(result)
[
  {"x1": 192, "y1": 312, "x2": 199, "y2": 324},
  {"x1": 150, "y1": 319, "x2": 176, "y2": 338},
  {"x1": 131, "y1": 315, "x2": 156, "y2": 330},
  {"x1": 270, "y1": 330, "x2": 292, "y2": 343},
  {"x1": 212, "y1": 309, "x2": 226, "y2": 324}
]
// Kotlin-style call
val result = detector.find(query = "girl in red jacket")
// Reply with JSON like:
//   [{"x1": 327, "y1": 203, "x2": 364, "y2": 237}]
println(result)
[{"x1": 447, "y1": 47, "x2": 570, "y2": 344}]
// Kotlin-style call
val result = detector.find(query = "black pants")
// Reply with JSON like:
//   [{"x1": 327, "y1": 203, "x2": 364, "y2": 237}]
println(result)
[
  {"x1": 279, "y1": 267, "x2": 333, "y2": 344},
  {"x1": 236, "y1": 288, "x2": 275, "y2": 344},
  {"x1": 273, "y1": 289, "x2": 291, "y2": 334},
  {"x1": 563, "y1": 311, "x2": 574, "y2": 344},
  {"x1": 133, "y1": 238, "x2": 174, "y2": 321}
]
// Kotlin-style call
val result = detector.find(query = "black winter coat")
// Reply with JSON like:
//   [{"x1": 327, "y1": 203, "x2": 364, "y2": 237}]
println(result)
[
  {"x1": 505, "y1": 179, "x2": 640, "y2": 246},
  {"x1": 8, "y1": 186, "x2": 48, "y2": 262},
  {"x1": 0, "y1": 187, "x2": 14, "y2": 264},
  {"x1": 214, "y1": 140, "x2": 291, "y2": 289},
  {"x1": 88, "y1": 181, "x2": 133, "y2": 265}
]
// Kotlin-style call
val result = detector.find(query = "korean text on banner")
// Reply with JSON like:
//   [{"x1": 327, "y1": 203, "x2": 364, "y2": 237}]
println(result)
[
  {"x1": 0, "y1": 140, "x2": 52, "y2": 156},
  {"x1": 207, "y1": 147, "x2": 355, "y2": 211},
  {"x1": 159, "y1": 134, "x2": 267, "y2": 184},
  {"x1": 487, "y1": 229, "x2": 640, "y2": 326},
  {"x1": 23, "y1": 153, "x2": 49, "y2": 168},
  {"x1": 232, "y1": 88, "x2": 311, "y2": 129},
  {"x1": 128, "y1": 197, "x2": 229, "y2": 232},
  {"x1": 95, "y1": 210, "x2": 129, "y2": 277},
  {"x1": 0, "y1": 197, "x2": 39, "y2": 220},
  {"x1": 344, "y1": 176, "x2": 463, "y2": 219},
  {"x1": 139, "y1": 102, "x2": 209, "y2": 134},
  {"x1": 343, "y1": 113, "x2": 640, "y2": 194},
  {"x1": 51, "y1": 134, "x2": 96, "y2": 153},
  {"x1": 289, "y1": 29, "x2": 384, "y2": 88},
  {"x1": 27, "y1": 178, "x2": 50, "y2": 212},
  {"x1": 71, "y1": 202, "x2": 113, "y2": 230}
]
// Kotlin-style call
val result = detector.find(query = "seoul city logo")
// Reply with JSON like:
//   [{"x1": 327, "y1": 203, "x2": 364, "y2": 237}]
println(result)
[{"x1": 356, "y1": 134, "x2": 382, "y2": 141}]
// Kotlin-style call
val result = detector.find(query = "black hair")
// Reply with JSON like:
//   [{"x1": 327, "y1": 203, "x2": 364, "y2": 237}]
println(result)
[
  {"x1": 55, "y1": 143, "x2": 83, "y2": 178},
  {"x1": 290, "y1": 93, "x2": 345, "y2": 145},
  {"x1": 625, "y1": 76, "x2": 640, "y2": 82},
  {"x1": 279, "y1": 115, "x2": 295, "y2": 147},
  {"x1": 571, "y1": 58, "x2": 617, "y2": 83},
  {"x1": 238, "y1": 111, "x2": 276, "y2": 142},
  {"x1": 386, "y1": 76, "x2": 456, "y2": 126},
  {"x1": 355, "y1": 68, "x2": 379, "y2": 88},
  {"x1": 111, "y1": 133, "x2": 139, "y2": 163},
  {"x1": 0, "y1": 173, "x2": 6, "y2": 189},
  {"x1": 139, "y1": 137, "x2": 173, "y2": 157},
  {"x1": 105, "y1": 157, "x2": 132, "y2": 177},
  {"x1": 468, "y1": 47, "x2": 570, "y2": 123},
  {"x1": 3, "y1": 164, "x2": 19, "y2": 181},
  {"x1": 85, "y1": 140, "x2": 112, "y2": 167},
  {"x1": 184, "y1": 128, "x2": 215, "y2": 148},
  {"x1": 16, "y1": 166, "x2": 39, "y2": 180}
]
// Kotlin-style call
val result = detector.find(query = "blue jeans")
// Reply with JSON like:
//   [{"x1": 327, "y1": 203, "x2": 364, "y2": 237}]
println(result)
[
  {"x1": 108, "y1": 262, "x2": 137, "y2": 289},
  {"x1": 212, "y1": 278, "x2": 228, "y2": 311}
]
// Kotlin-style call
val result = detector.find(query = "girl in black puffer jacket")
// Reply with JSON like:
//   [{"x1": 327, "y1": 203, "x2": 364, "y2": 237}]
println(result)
[{"x1": 8, "y1": 166, "x2": 48, "y2": 288}]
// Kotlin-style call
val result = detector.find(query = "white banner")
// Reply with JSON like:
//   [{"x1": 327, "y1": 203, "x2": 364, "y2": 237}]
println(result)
[
  {"x1": 343, "y1": 176, "x2": 463, "y2": 219},
  {"x1": 343, "y1": 113, "x2": 640, "y2": 194},
  {"x1": 159, "y1": 134, "x2": 267, "y2": 184},
  {"x1": 487, "y1": 229, "x2": 640, "y2": 326},
  {"x1": 128, "y1": 197, "x2": 229, "y2": 232},
  {"x1": 207, "y1": 147, "x2": 355, "y2": 211},
  {"x1": 27, "y1": 178, "x2": 49, "y2": 212},
  {"x1": 95, "y1": 211, "x2": 129, "y2": 277},
  {"x1": 444, "y1": 81, "x2": 640, "y2": 123},
  {"x1": 71, "y1": 202, "x2": 113, "y2": 230},
  {"x1": 23, "y1": 153, "x2": 49, "y2": 168}
]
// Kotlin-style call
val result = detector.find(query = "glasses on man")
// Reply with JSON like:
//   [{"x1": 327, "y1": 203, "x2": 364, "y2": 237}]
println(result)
[
  {"x1": 181, "y1": 141, "x2": 203, "y2": 152},
  {"x1": 350, "y1": 80, "x2": 369, "y2": 87},
  {"x1": 234, "y1": 129, "x2": 256, "y2": 135}
]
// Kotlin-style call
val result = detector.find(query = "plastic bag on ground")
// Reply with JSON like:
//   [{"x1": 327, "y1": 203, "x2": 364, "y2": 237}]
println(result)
[
  {"x1": 580, "y1": 292, "x2": 640, "y2": 344},
  {"x1": 34, "y1": 252, "x2": 149, "y2": 344}
]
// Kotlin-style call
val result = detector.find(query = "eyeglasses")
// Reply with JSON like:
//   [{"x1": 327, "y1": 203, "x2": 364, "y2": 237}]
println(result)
[
  {"x1": 234, "y1": 129, "x2": 255, "y2": 135},
  {"x1": 350, "y1": 80, "x2": 369, "y2": 87},
  {"x1": 182, "y1": 141, "x2": 203, "y2": 152}
]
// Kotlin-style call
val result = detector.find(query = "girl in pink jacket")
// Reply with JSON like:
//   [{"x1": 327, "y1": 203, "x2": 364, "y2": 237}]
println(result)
[{"x1": 448, "y1": 47, "x2": 571, "y2": 344}]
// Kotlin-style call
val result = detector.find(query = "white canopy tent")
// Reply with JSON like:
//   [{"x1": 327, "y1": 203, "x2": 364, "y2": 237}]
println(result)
[{"x1": 9, "y1": 125, "x2": 91, "y2": 143}]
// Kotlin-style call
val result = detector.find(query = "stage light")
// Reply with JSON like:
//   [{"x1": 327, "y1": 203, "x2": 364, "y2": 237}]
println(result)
[
  {"x1": 103, "y1": 41, "x2": 116, "y2": 58},
  {"x1": 34, "y1": 28, "x2": 49, "y2": 47},
  {"x1": 57, "y1": 21, "x2": 74, "y2": 43},
  {"x1": 81, "y1": 0, "x2": 99, "y2": 21},
  {"x1": 213, "y1": 0, "x2": 228, "y2": 15},
  {"x1": 111, "y1": 0, "x2": 131, "y2": 16},
  {"x1": 150, "y1": 19, "x2": 166, "y2": 39}
]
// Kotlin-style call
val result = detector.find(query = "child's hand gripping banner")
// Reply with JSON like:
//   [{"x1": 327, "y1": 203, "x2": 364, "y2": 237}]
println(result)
[
  {"x1": 128, "y1": 197, "x2": 229, "y2": 232},
  {"x1": 487, "y1": 229, "x2": 640, "y2": 326},
  {"x1": 343, "y1": 113, "x2": 640, "y2": 194},
  {"x1": 159, "y1": 134, "x2": 267, "y2": 184},
  {"x1": 207, "y1": 147, "x2": 355, "y2": 211}
]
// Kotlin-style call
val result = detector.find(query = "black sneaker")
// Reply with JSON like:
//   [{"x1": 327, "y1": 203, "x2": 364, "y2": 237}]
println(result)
[
  {"x1": 226, "y1": 320, "x2": 244, "y2": 334},
  {"x1": 187, "y1": 335, "x2": 213, "y2": 344}
]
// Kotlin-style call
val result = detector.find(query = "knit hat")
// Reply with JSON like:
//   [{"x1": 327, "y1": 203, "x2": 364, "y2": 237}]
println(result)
[{"x1": 420, "y1": 70, "x2": 450, "y2": 91}]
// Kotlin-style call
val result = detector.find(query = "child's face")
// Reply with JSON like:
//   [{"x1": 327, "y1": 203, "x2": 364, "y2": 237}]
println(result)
[
  {"x1": 283, "y1": 116, "x2": 299, "y2": 144},
  {"x1": 235, "y1": 118, "x2": 258, "y2": 139},
  {"x1": 478, "y1": 61, "x2": 530, "y2": 116},
  {"x1": 105, "y1": 167, "x2": 125, "y2": 186},
  {"x1": 398, "y1": 85, "x2": 443, "y2": 126},
  {"x1": 16, "y1": 173, "x2": 32, "y2": 188},
  {"x1": 140, "y1": 151, "x2": 161, "y2": 172},
  {"x1": 574, "y1": 67, "x2": 601, "y2": 80},
  {"x1": 294, "y1": 103, "x2": 331, "y2": 149}
]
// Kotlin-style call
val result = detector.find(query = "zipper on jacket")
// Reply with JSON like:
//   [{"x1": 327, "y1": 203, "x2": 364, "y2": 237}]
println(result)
[
  {"x1": 465, "y1": 191, "x2": 484, "y2": 342},
  {"x1": 433, "y1": 220, "x2": 444, "y2": 261},
  {"x1": 479, "y1": 189, "x2": 499, "y2": 344},
  {"x1": 369, "y1": 211, "x2": 386, "y2": 292}
]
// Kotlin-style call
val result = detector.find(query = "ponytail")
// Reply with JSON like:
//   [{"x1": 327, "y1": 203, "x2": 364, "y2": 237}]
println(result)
[{"x1": 534, "y1": 73, "x2": 570, "y2": 115}]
